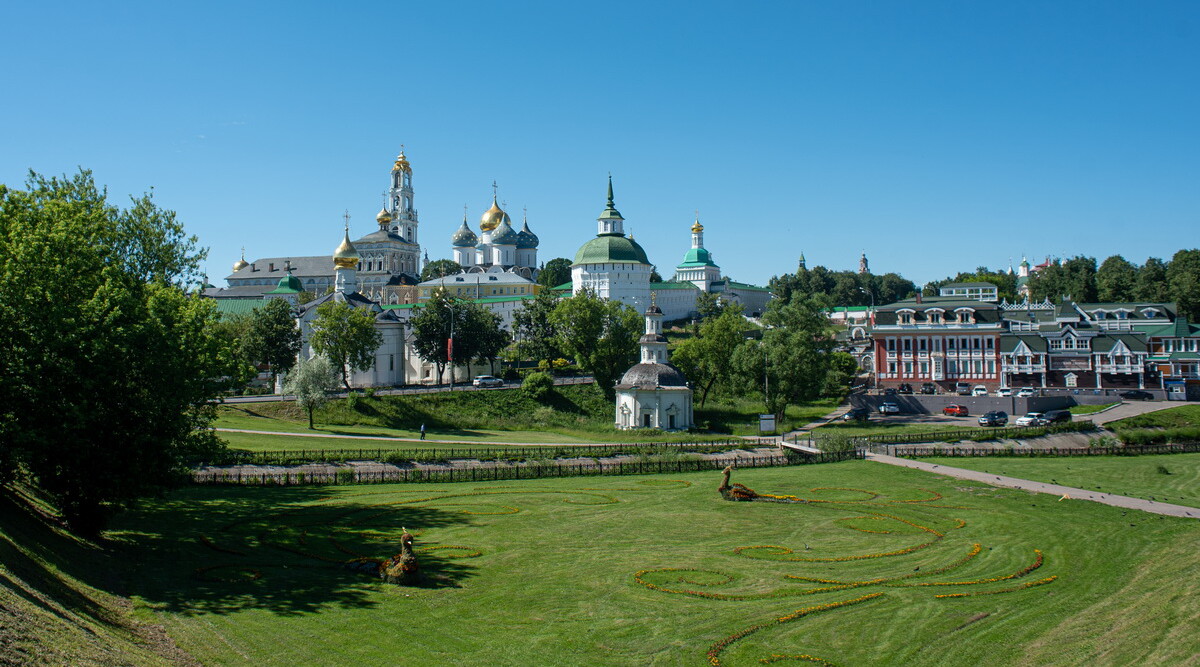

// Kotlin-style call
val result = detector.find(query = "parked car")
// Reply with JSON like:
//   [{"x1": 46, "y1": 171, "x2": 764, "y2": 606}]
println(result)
[
  {"x1": 979, "y1": 410, "x2": 1008, "y2": 427},
  {"x1": 1016, "y1": 387, "x2": 1036, "y2": 398},
  {"x1": 878, "y1": 402, "x2": 901, "y2": 414},
  {"x1": 883, "y1": 387, "x2": 897, "y2": 396},
  {"x1": 972, "y1": 385, "x2": 988, "y2": 396},
  {"x1": 955, "y1": 382, "x2": 972, "y2": 396},
  {"x1": 472, "y1": 375, "x2": 504, "y2": 388},
  {"x1": 1042, "y1": 409, "x2": 1072, "y2": 423},
  {"x1": 1119, "y1": 390, "x2": 1154, "y2": 401},
  {"x1": 897, "y1": 383, "x2": 914, "y2": 394},
  {"x1": 842, "y1": 407, "x2": 870, "y2": 422},
  {"x1": 995, "y1": 388, "x2": 1012, "y2": 397},
  {"x1": 942, "y1": 404, "x2": 969, "y2": 417},
  {"x1": 920, "y1": 382, "x2": 938, "y2": 395},
  {"x1": 1015, "y1": 412, "x2": 1047, "y2": 427}
]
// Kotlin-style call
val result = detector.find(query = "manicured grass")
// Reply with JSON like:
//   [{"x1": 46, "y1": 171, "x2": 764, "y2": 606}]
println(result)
[
  {"x1": 811, "y1": 420, "x2": 983, "y2": 438},
  {"x1": 1069, "y1": 402, "x2": 1118, "y2": 415},
  {"x1": 916, "y1": 453, "x2": 1200, "y2": 509},
  {"x1": 1107, "y1": 404, "x2": 1200, "y2": 430},
  {"x1": 108, "y1": 462, "x2": 1200, "y2": 666},
  {"x1": 215, "y1": 390, "x2": 840, "y2": 448}
]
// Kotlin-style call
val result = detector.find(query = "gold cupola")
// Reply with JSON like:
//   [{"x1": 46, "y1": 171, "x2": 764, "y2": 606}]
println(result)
[
  {"x1": 376, "y1": 207, "x2": 393, "y2": 225},
  {"x1": 691, "y1": 218, "x2": 704, "y2": 234},
  {"x1": 479, "y1": 196, "x2": 510, "y2": 232},
  {"x1": 392, "y1": 150, "x2": 411, "y2": 173},
  {"x1": 333, "y1": 229, "x2": 360, "y2": 269}
]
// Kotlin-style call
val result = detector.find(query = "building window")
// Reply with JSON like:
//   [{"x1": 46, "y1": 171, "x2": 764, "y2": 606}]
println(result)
[
  {"x1": 929, "y1": 312, "x2": 942, "y2": 324},
  {"x1": 903, "y1": 339, "x2": 912, "y2": 352},
  {"x1": 888, "y1": 362, "x2": 897, "y2": 374},
  {"x1": 887, "y1": 339, "x2": 896, "y2": 352},
  {"x1": 919, "y1": 339, "x2": 927, "y2": 352},
  {"x1": 904, "y1": 361, "x2": 913, "y2": 375}
]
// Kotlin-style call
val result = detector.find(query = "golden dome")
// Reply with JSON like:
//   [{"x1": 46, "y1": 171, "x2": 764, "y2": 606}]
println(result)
[
  {"x1": 691, "y1": 219, "x2": 704, "y2": 234},
  {"x1": 392, "y1": 151, "x2": 411, "y2": 173},
  {"x1": 333, "y1": 229, "x2": 360, "y2": 269},
  {"x1": 232, "y1": 248, "x2": 249, "y2": 272},
  {"x1": 479, "y1": 197, "x2": 510, "y2": 232},
  {"x1": 376, "y1": 207, "x2": 392, "y2": 223}
]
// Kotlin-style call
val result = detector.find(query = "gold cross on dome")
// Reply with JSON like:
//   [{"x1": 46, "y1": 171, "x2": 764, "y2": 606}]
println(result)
[{"x1": 343, "y1": 209, "x2": 350, "y2": 231}]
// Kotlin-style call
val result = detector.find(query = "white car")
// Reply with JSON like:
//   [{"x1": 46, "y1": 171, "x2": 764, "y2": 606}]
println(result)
[
  {"x1": 472, "y1": 375, "x2": 504, "y2": 388},
  {"x1": 878, "y1": 402, "x2": 901, "y2": 414},
  {"x1": 1015, "y1": 412, "x2": 1047, "y2": 427},
  {"x1": 971, "y1": 385, "x2": 988, "y2": 396},
  {"x1": 1016, "y1": 387, "x2": 1036, "y2": 398},
  {"x1": 995, "y1": 388, "x2": 1013, "y2": 397}
]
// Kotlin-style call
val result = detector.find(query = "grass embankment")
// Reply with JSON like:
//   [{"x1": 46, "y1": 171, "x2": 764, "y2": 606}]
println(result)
[
  {"x1": 108, "y1": 462, "x2": 1200, "y2": 666},
  {"x1": 1105, "y1": 405, "x2": 1200, "y2": 445},
  {"x1": 1069, "y1": 402, "x2": 1118, "y2": 415},
  {"x1": 812, "y1": 421, "x2": 982, "y2": 438},
  {"x1": 0, "y1": 487, "x2": 182, "y2": 666},
  {"x1": 216, "y1": 386, "x2": 839, "y2": 450},
  {"x1": 916, "y1": 453, "x2": 1200, "y2": 509}
]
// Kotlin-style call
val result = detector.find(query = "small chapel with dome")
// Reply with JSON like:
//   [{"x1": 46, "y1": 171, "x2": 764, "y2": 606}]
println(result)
[{"x1": 614, "y1": 300, "x2": 694, "y2": 430}]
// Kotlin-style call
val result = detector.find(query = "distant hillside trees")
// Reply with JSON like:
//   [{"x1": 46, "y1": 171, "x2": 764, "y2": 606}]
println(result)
[
  {"x1": 1024, "y1": 251, "x2": 1200, "y2": 320},
  {"x1": 769, "y1": 267, "x2": 916, "y2": 308},
  {"x1": 536, "y1": 257, "x2": 572, "y2": 288}
]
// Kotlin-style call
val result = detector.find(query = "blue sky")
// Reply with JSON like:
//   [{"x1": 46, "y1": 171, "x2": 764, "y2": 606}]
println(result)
[{"x1": 3, "y1": 1, "x2": 1197, "y2": 288}]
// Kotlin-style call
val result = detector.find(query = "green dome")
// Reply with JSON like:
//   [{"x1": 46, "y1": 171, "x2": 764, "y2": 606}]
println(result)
[
  {"x1": 677, "y1": 246, "x2": 716, "y2": 268},
  {"x1": 573, "y1": 233, "x2": 650, "y2": 266},
  {"x1": 266, "y1": 273, "x2": 304, "y2": 294}
]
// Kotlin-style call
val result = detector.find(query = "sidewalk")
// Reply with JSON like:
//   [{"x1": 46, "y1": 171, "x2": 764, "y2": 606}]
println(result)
[{"x1": 865, "y1": 452, "x2": 1198, "y2": 519}]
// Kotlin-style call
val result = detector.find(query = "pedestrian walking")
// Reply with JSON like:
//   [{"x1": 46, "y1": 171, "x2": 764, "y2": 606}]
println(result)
[{"x1": 420, "y1": 423, "x2": 426, "y2": 440}]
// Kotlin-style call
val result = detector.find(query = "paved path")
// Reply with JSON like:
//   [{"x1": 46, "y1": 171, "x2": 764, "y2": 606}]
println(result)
[{"x1": 865, "y1": 452, "x2": 1198, "y2": 519}]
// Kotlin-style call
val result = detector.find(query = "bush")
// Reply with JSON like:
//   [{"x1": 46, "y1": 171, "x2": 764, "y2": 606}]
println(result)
[{"x1": 522, "y1": 372, "x2": 555, "y2": 401}]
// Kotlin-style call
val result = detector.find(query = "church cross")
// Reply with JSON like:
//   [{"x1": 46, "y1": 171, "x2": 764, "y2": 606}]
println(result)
[{"x1": 343, "y1": 209, "x2": 351, "y2": 232}]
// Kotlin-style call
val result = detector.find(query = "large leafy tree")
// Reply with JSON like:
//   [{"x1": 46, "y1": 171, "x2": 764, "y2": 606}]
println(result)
[
  {"x1": 512, "y1": 290, "x2": 563, "y2": 368},
  {"x1": 242, "y1": 298, "x2": 302, "y2": 385},
  {"x1": 536, "y1": 257, "x2": 572, "y2": 288},
  {"x1": 1167, "y1": 249, "x2": 1200, "y2": 321},
  {"x1": 671, "y1": 305, "x2": 747, "y2": 407},
  {"x1": 466, "y1": 307, "x2": 511, "y2": 375},
  {"x1": 1096, "y1": 255, "x2": 1138, "y2": 303},
  {"x1": 420, "y1": 258, "x2": 463, "y2": 281},
  {"x1": 1028, "y1": 256, "x2": 1098, "y2": 303},
  {"x1": 411, "y1": 290, "x2": 471, "y2": 384},
  {"x1": 731, "y1": 296, "x2": 835, "y2": 421},
  {"x1": 282, "y1": 355, "x2": 339, "y2": 429},
  {"x1": 0, "y1": 170, "x2": 238, "y2": 534},
  {"x1": 550, "y1": 289, "x2": 640, "y2": 398},
  {"x1": 1134, "y1": 257, "x2": 1171, "y2": 302},
  {"x1": 309, "y1": 301, "x2": 383, "y2": 389}
]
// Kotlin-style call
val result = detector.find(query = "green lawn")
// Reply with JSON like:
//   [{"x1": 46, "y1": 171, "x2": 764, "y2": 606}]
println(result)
[
  {"x1": 1107, "y1": 404, "x2": 1200, "y2": 430},
  {"x1": 1069, "y1": 402, "x2": 1118, "y2": 415},
  {"x1": 915, "y1": 453, "x2": 1200, "y2": 509},
  {"x1": 105, "y1": 462, "x2": 1200, "y2": 666},
  {"x1": 811, "y1": 420, "x2": 983, "y2": 438}
]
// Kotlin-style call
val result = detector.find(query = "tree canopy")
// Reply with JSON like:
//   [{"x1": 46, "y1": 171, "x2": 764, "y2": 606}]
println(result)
[
  {"x1": 242, "y1": 298, "x2": 302, "y2": 384},
  {"x1": 420, "y1": 258, "x2": 463, "y2": 281},
  {"x1": 536, "y1": 257, "x2": 572, "y2": 288},
  {"x1": 0, "y1": 170, "x2": 237, "y2": 534},
  {"x1": 671, "y1": 304, "x2": 747, "y2": 407},
  {"x1": 731, "y1": 295, "x2": 835, "y2": 421},
  {"x1": 770, "y1": 267, "x2": 916, "y2": 308},
  {"x1": 512, "y1": 290, "x2": 564, "y2": 369},
  {"x1": 282, "y1": 355, "x2": 339, "y2": 429},
  {"x1": 308, "y1": 301, "x2": 383, "y2": 389},
  {"x1": 550, "y1": 289, "x2": 641, "y2": 398}
]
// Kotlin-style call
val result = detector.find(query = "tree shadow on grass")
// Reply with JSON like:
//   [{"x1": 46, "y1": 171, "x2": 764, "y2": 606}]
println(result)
[{"x1": 108, "y1": 485, "x2": 481, "y2": 617}]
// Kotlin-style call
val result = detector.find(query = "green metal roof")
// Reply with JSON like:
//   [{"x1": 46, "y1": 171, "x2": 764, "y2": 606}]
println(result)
[
  {"x1": 572, "y1": 233, "x2": 650, "y2": 266},
  {"x1": 265, "y1": 273, "x2": 304, "y2": 294},
  {"x1": 676, "y1": 246, "x2": 717, "y2": 268},
  {"x1": 726, "y1": 281, "x2": 771, "y2": 292},
  {"x1": 212, "y1": 298, "x2": 264, "y2": 318},
  {"x1": 1168, "y1": 352, "x2": 1200, "y2": 360},
  {"x1": 650, "y1": 281, "x2": 700, "y2": 290},
  {"x1": 1000, "y1": 335, "x2": 1048, "y2": 353}
]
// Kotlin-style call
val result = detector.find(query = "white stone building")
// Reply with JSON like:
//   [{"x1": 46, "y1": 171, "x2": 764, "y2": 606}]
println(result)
[
  {"x1": 571, "y1": 177, "x2": 653, "y2": 313},
  {"x1": 614, "y1": 303, "x2": 694, "y2": 431}
]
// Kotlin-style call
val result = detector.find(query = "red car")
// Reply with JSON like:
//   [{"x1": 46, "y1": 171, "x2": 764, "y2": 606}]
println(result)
[{"x1": 943, "y1": 404, "x2": 969, "y2": 417}]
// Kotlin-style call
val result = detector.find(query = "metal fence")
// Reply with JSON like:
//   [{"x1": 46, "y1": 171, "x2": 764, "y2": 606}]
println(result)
[
  {"x1": 192, "y1": 450, "x2": 864, "y2": 486},
  {"x1": 884, "y1": 442, "x2": 1200, "y2": 458},
  {"x1": 199, "y1": 440, "x2": 758, "y2": 466},
  {"x1": 810, "y1": 422, "x2": 1096, "y2": 449}
]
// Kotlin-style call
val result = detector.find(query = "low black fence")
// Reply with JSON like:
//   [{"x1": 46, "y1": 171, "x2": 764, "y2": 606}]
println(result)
[
  {"x1": 199, "y1": 440, "x2": 756, "y2": 466},
  {"x1": 891, "y1": 442, "x2": 1200, "y2": 458},
  {"x1": 811, "y1": 422, "x2": 1096, "y2": 448},
  {"x1": 192, "y1": 450, "x2": 864, "y2": 486}
]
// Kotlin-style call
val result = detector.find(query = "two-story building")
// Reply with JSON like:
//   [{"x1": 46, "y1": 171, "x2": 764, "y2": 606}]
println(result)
[{"x1": 871, "y1": 295, "x2": 1004, "y2": 390}]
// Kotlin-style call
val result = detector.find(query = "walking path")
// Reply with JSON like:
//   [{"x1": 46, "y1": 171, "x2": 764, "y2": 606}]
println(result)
[{"x1": 865, "y1": 452, "x2": 1198, "y2": 519}]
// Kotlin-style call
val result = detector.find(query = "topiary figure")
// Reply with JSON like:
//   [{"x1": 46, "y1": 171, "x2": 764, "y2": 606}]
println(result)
[
  {"x1": 380, "y1": 528, "x2": 420, "y2": 585},
  {"x1": 718, "y1": 465, "x2": 759, "y2": 501}
]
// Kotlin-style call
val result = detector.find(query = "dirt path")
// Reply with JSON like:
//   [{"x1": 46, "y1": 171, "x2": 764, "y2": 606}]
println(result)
[{"x1": 865, "y1": 453, "x2": 1198, "y2": 519}]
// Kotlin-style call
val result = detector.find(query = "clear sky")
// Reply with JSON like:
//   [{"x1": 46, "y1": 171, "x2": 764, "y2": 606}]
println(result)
[{"x1": 2, "y1": 1, "x2": 1197, "y2": 288}]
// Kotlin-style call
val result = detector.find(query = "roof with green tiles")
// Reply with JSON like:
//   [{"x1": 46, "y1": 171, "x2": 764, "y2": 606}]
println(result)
[
  {"x1": 1000, "y1": 335, "x2": 1048, "y2": 353},
  {"x1": 676, "y1": 246, "x2": 717, "y2": 268},
  {"x1": 649, "y1": 281, "x2": 700, "y2": 290},
  {"x1": 725, "y1": 281, "x2": 771, "y2": 292},
  {"x1": 212, "y1": 298, "x2": 265, "y2": 318},
  {"x1": 572, "y1": 233, "x2": 650, "y2": 266},
  {"x1": 1091, "y1": 334, "x2": 1148, "y2": 353}
]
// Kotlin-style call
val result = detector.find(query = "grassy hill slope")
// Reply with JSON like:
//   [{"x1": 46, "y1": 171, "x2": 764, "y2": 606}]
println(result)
[{"x1": 0, "y1": 487, "x2": 191, "y2": 666}]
